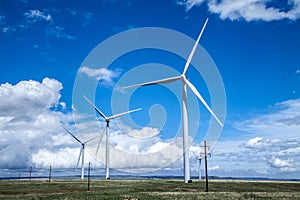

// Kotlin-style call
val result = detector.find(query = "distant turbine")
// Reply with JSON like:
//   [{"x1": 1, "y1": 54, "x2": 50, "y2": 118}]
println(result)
[
  {"x1": 64, "y1": 127, "x2": 99, "y2": 180},
  {"x1": 124, "y1": 18, "x2": 223, "y2": 183},
  {"x1": 83, "y1": 95, "x2": 142, "y2": 180},
  {"x1": 198, "y1": 154, "x2": 202, "y2": 181}
]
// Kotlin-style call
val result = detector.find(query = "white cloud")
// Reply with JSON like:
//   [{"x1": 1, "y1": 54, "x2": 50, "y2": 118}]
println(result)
[
  {"x1": 46, "y1": 25, "x2": 76, "y2": 40},
  {"x1": 0, "y1": 78, "x2": 62, "y2": 116},
  {"x1": 209, "y1": 165, "x2": 220, "y2": 171},
  {"x1": 1, "y1": 79, "x2": 299, "y2": 179},
  {"x1": 0, "y1": 77, "x2": 188, "y2": 174},
  {"x1": 24, "y1": 10, "x2": 52, "y2": 23},
  {"x1": 1, "y1": 9, "x2": 75, "y2": 40},
  {"x1": 0, "y1": 15, "x2": 5, "y2": 24},
  {"x1": 202, "y1": 98, "x2": 300, "y2": 178},
  {"x1": 0, "y1": 15, "x2": 16, "y2": 34},
  {"x1": 1, "y1": 26, "x2": 16, "y2": 33},
  {"x1": 268, "y1": 157, "x2": 296, "y2": 172},
  {"x1": 245, "y1": 137, "x2": 263, "y2": 147},
  {"x1": 234, "y1": 98, "x2": 300, "y2": 138},
  {"x1": 31, "y1": 147, "x2": 98, "y2": 168},
  {"x1": 0, "y1": 78, "x2": 74, "y2": 169},
  {"x1": 177, "y1": 0, "x2": 205, "y2": 11},
  {"x1": 79, "y1": 66, "x2": 121, "y2": 85},
  {"x1": 177, "y1": 0, "x2": 300, "y2": 21},
  {"x1": 206, "y1": 137, "x2": 300, "y2": 178},
  {"x1": 64, "y1": 8, "x2": 94, "y2": 26},
  {"x1": 128, "y1": 127, "x2": 160, "y2": 138}
]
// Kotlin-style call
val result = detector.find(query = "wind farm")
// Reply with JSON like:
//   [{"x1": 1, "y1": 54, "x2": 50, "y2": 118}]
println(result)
[{"x1": 1, "y1": 0, "x2": 299, "y2": 199}]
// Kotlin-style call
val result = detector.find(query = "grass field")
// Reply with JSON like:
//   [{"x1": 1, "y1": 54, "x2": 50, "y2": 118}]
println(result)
[{"x1": 0, "y1": 179, "x2": 299, "y2": 199}]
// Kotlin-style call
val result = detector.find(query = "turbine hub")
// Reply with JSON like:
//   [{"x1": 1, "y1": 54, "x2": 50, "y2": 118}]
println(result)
[{"x1": 180, "y1": 74, "x2": 186, "y2": 81}]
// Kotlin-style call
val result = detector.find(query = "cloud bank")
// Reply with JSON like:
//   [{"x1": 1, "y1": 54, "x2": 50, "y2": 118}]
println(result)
[
  {"x1": 0, "y1": 78, "x2": 198, "y2": 174},
  {"x1": 234, "y1": 98, "x2": 300, "y2": 138},
  {"x1": 1, "y1": 78, "x2": 299, "y2": 179},
  {"x1": 178, "y1": 0, "x2": 300, "y2": 21},
  {"x1": 209, "y1": 98, "x2": 300, "y2": 178}
]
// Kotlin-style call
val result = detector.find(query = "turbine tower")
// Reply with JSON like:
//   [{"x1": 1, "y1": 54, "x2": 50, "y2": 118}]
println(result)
[
  {"x1": 64, "y1": 128, "x2": 99, "y2": 180},
  {"x1": 124, "y1": 18, "x2": 223, "y2": 183},
  {"x1": 83, "y1": 95, "x2": 141, "y2": 180}
]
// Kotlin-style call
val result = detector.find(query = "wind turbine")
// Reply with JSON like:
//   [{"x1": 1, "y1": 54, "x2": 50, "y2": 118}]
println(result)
[
  {"x1": 83, "y1": 95, "x2": 142, "y2": 180},
  {"x1": 198, "y1": 154, "x2": 202, "y2": 181},
  {"x1": 64, "y1": 127, "x2": 99, "y2": 180},
  {"x1": 124, "y1": 18, "x2": 223, "y2": 183}
]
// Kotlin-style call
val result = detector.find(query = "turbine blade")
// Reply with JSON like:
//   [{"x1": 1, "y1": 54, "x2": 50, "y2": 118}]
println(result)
[
  {"x1": 185, "y1": 78, "x2": 223, "y2": 127},
  {"x1": 123, "y1": 76, "x2": 181, "y2": 89},
  {"x1": 63, "y1": 127, "x2": 83, "y2": 144},
  {"x1": 83, "y1": 95, "x2": 108, "y2": 120},
  {"x1": 84, "y1": 134, "x2": 101, "y2": 144},
  {"x1": 109, "y1": 108, "x2": 142, "y2": 119},
  {"x1": 182, "y1": 18, "x2": 209, "y2": 75},
  {"x1": 77, "y1": 147, "x2": 83, "y2": 167}
]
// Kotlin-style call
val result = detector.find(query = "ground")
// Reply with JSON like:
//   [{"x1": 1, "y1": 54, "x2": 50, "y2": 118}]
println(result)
[{"x1": 0, "y1": 179, "x2": 299, "y2": 199}]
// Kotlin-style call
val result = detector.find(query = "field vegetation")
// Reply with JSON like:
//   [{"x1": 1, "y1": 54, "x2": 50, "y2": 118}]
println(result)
[{"x1": 0, "y1": 179, "x2": 299, "y2": 199}]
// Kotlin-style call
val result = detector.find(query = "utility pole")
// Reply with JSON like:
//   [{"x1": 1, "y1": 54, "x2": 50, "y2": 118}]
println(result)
[
  {"x1": 88, "y1": 162, "x2": 91, "y2": 191},
  {"x1": 204, "y1": 141, "x2": 209, "y2": 192}
]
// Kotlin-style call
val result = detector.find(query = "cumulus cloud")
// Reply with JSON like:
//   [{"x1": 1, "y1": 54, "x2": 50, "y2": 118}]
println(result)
[
  {"x1": 0, "y1": 77, "x2": 193, "y2": 174},
  {"x1": 207, "y1": 137, "x2": 300, "y2": 178},
  {"x1": 79, "y1": 66, "x2": 121, "y2": 85},
  {"x1": 0, "y1": 78, "x2": 63, "y2": 116},
  {"x1": 177, "y1": 0, "x2": 300, "y2": 21},
  {"x1": 242, "y1": 137, "x2": 299, "y2": 173},
  {"x1": 2, "y1": 78, "x2": 298, "y2": 178},
  {"x1": 76, "y1": 123, "x2": 185, "y2": 172},
  {"x1": 0, "y1": 78, "x2": 74, "y2": 169},
  {"x1": 268, "y1": 157, "x2": 296, "y2": 172},
  {"x1": 230, "y1": 99, "x2": 300, "y2": 175}
]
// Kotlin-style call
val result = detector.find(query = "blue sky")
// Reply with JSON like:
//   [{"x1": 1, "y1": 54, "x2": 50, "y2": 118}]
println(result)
[{"x1": 0, "y1": 0, "x2": 300, "y2": 179}]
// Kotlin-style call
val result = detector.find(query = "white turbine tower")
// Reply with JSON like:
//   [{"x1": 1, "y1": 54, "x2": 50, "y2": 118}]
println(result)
[
  {"x1": 64, "y1": 128, "x2": 99, "y2": 180},
  {"x1": 83, "y1": 95, "x2": 141, "y2": 180},
  {"x1": 124, "y1": 18, "x2": 223, "y2": 183}
]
